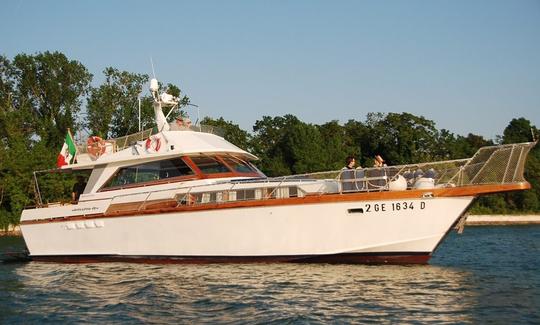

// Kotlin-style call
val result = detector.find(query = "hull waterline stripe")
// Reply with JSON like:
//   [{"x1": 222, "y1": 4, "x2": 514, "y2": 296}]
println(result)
[{"x1": 29, "y1": 252, "x2": 432, "y2": 265}]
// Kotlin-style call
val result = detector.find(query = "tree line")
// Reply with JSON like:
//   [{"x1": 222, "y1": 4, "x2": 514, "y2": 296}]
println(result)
[
  {"x1": 202, "y1": 115, "x2": 539, "y2": 215},
  {"x1": 1, "y1": 51, "x2": 539, "y2": 229}
]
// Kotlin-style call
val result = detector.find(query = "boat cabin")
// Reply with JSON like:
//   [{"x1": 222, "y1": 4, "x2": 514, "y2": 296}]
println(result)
[{"x1": 98, "y1": 154, "x2": 264, "y2": 192}]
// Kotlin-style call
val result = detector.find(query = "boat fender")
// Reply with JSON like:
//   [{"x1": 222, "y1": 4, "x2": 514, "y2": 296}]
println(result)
[
  {"x1": 388, "y1": 175, "x2": 407, "y2": 191},
  {"x1": 87, "y1": 136, "x2": 106, "y2": 160},
  {"x1": 413, "y1": 177, "x2": 435, "y2": 189},
  {"x1": 145, "y1": 136, "x2": 161, "y2": 153}
]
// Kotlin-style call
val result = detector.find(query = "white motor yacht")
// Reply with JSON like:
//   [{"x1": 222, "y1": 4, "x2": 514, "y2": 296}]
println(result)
[{"x1": 19, "y1": 79, "x2": 536, "y2": 264}]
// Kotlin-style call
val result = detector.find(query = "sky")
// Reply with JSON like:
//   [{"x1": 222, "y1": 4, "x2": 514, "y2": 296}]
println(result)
[{"x1": 1, "y1": 0, "x2": 539, "y2": 140}]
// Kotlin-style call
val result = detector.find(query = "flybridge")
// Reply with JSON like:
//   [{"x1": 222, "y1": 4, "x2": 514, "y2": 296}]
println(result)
[
  {"x1": 71, "y1": 123, "x2": 227, "y2": 165},
  {"x1": 64, "y1": 77, "x2": 231, "y2": 168}
]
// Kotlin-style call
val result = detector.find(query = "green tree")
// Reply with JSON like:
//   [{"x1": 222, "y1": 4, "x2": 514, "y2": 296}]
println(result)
[
  {"x1": 87, "y1": 69, "x2": 189, "y2": 138},
  {"x1": 252, "y1": 115, "x2": 344, "y2": 175},
  {"x1": 436, "y1": 132, "x2": 494, "y2": 161},
  {"x1": 502, "y1": 118, "x2": 539, "y2": 212},
  {"x1": 282, "y1": 121, "x2": 327, "y2": 174},
  {"x1": 87, "y1": 68, "x2": 149, "y2": 138},
  {"x1": 0, "y1": 106, "x2": 36, "y2": 229},
  {"x1": 363, "y1": 112, "x2": 439, "y2": 165},
  {"x1": 0, "y1": 52, "x2": 92, "y2": 228},
  {"x1": 471, "y1": 118, "x2": 538, "y2": 214},
  {"x1": 343, "y1": 119, "x2": 370, "y2": 166},
  {"x1": 251, "y1": 115, "x2": 300, "y2": 176},
  {"x1": 10, "y1": 51, "x2": 92, "y2": 146},
  {"x1": 318, "y1": 120, "x2": 357, "y2": 170},
  {"x1": 502, "y1": 118, "x2": 537, "y2": 145},
  {"x1": 201, "y1": 117, "x2": 251, "y2": 150}
]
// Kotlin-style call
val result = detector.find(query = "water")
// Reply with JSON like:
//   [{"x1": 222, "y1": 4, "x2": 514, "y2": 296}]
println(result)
[{"x1": 1, "y1": 226, "x2": 539, "y2": 324}]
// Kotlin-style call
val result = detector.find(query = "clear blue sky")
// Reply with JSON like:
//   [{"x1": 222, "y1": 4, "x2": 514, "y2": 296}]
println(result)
[{"x1": 1, "y1": 0, "x2": 539, "y2": 139}]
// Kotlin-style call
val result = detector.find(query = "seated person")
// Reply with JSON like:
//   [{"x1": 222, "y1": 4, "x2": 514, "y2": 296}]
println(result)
[
  {"x1": 369, "y1": 154, "x2": 387, "y2": 189},
  {"x1": 175, "y1": 116, "x2": 192, "y2": 129},
  {"x1": 341, "y1": 156, "x2": 358, "y2": 192},
  {"x1": 373, "y1": 154, "x2": 387, "y2": 168}
]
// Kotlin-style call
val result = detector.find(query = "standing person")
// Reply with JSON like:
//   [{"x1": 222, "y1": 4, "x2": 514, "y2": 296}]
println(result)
[{"x1": 72, "y1": 175, "x2": 87, "y2": 202}]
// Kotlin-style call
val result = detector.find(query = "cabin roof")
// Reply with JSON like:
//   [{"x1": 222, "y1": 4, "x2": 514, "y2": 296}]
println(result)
[{"x1": 65, "y1": 130, "x2": 257, "y2": 170}]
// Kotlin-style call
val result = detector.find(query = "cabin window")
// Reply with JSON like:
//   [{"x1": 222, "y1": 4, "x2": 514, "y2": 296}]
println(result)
[
  {"x1": 190, "y1": 156, "x2": 230, "y2": 174},
  {"x1": 103, "y1": 158, "x2": 194, "y2": 188},
  {"x1": 221, "y1": 157, "x2": 257, "y2": 174}
]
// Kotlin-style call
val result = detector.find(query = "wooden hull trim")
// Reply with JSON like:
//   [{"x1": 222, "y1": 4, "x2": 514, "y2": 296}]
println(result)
[
  {"x1": 20, "y1": 183, "x2": 530, "y2": 226},
  {"x1": 29, "y1": 252, "x2": 431, "y2": 265}
]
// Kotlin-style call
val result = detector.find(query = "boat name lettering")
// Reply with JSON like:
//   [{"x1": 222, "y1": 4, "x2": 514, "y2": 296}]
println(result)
[
  {"x1": 71, "y1": 207, "x2": 100, "y2": 212},
  {"x1": 364, "y1": 201, "x2": 425, "y2": 213}
]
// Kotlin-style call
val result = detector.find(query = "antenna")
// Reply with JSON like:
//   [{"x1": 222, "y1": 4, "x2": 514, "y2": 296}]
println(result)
[
  {"x1": 138, "y1": 97, "x2": 141, "y2": 132},
  {"x1": 150, "y1": 56, "x2": 156, "y2": 79},
  {"x1": 188, "y1": 103, "x2": 200, "y2": 130}
]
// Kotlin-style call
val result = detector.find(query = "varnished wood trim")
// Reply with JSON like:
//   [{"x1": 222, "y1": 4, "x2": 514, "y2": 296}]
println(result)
[
  {"x1": 20, "y1": 182, "x2": 530, "y2": 225},
  {"x1": 99, "y1": 174, "x2": 200, "y2": 192},
  {"x1": 98, "y1": 156, "x2": 202, "y2": 192},
  {"x1": 97, "y1": 155, "x2": 261, "y2": 193},
  {"x1": 182, "y1": 156, "x2": 204, "y2": 177},
  {"x1": 183, "y1": 156, "x2": 260, "y2": 179},
  {"x1": 432, "y1": 182, "x2": 530, "y2": 196},
  {"x1": 204, "y1": 172, "x2": 261, "y2": 179},
  {"x1": 105, "y1": 198, "x2": 178, "y2": 214}
]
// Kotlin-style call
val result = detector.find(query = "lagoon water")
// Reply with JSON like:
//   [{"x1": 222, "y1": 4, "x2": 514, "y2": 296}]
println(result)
[{"x1": 1, "y1": 226, "x2": 539, "y2": 324}]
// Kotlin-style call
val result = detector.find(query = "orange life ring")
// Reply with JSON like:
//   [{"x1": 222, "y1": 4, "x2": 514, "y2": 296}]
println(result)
[
  {"x1": 87, "y1": 136, "x2": 106, "y2": 159},
  {"x1": 145, "y1": 136, "x2": 161, "y2": 153}
]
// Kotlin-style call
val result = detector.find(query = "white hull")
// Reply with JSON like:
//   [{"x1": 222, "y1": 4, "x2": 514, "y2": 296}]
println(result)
[
  {"x1": 19, "y1": 80, "x2": 534, "y2": 265},
  {"x1": 21, "y1": 196, "x2": 473, "y2": 261}
]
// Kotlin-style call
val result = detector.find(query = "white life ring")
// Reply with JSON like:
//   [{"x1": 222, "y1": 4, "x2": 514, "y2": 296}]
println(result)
[{"x1": 145, "y1": 136, "x2": 161, "y2": 153}]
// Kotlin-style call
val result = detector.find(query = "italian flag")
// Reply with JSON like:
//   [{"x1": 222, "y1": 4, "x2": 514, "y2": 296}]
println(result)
[{"x1": 57, "y1": 130, "x2": 77, "y2": 167}]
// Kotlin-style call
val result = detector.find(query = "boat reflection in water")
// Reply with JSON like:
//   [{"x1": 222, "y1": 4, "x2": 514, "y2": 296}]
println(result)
[{"x1": 13, "y1": 262, "x2": 474, "y2": 323}]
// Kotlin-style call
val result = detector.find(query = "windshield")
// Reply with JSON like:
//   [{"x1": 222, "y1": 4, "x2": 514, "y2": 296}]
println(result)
[{"x1": 103, "y1": 157, "x2": 195, "y2": 189}]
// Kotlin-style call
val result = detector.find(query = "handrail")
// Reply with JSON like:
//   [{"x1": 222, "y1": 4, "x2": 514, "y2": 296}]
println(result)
[
  {"x1": 29, "y1": 141, "x2": 536, "y2": 210},
  {"x1": 75, "y1": 123, "x2": 225, "y2": 155}
]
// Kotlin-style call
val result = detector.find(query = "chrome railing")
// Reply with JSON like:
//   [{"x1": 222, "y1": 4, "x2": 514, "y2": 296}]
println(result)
[
  {"x1": 108, "y1": 141, "x2": 535, "y2": 210},
  {"x1": 336, "y1": 142, "x2": 535, "y2": 193},
  {"x1": 76, "y1": 123, "x2": 225, "y2": 154},
  {"x1": 31, "y1": 142, "x2": 535, "y2": 210}
]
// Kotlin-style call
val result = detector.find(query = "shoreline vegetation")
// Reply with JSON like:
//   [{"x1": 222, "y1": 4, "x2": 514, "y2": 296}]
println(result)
[
  {"x1": 2, "y1": 216, "x2": 540, "y2": 237},
  {"x1": 1, "y1": 51, "x2": 539, "y2": 230},
  {"x1": 466, "y1": 215, "x2": 540, "y2": 226}
]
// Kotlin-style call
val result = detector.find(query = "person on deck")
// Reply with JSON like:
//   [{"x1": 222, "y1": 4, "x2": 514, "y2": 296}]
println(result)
[
  {"x1": 341, "y1": 156, "x2": 361, "y2": 192},
  {"x1": 343, "y1": 156, "x2": 357, "y2": 170},
  {"x1": 72, "y1": 175, "x2": 87, "y2": 202},
  {"x1": 370, "y1": 154, "x2": 387, "y2": 188},
  {"x1": 373, "y1": 154, "x2": 387, "y2": 168}
]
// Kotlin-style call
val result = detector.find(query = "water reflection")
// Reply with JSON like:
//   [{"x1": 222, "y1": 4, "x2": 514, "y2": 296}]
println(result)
[
  {"x1": 4, "y1": 227, "x2": 539, "y2": 324},
  {"x1": 6, "y1": 262, "x2": 474, "y2": 323}
]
